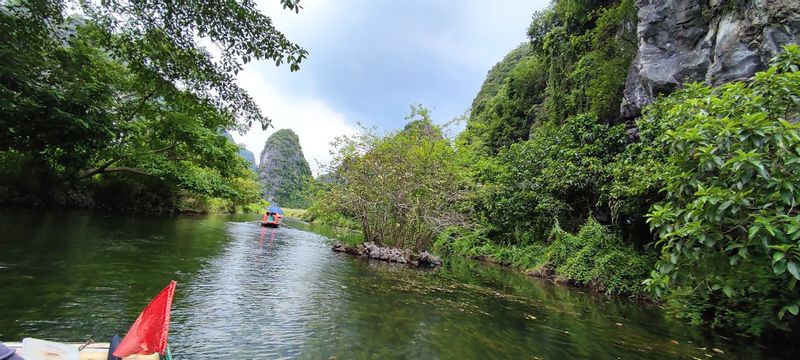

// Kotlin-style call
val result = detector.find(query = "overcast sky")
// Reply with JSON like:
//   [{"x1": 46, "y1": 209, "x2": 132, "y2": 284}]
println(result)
[{"x1": 230, "y1": 0, "x2": 549, "y2": 175}]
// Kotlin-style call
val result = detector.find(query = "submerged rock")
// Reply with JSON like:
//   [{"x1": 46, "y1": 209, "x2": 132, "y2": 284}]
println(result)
[
  {"x1": 417, "y1": 251, "x2": 443, "y2": 268},
  {"x1": 332, "y1": 243, "x2": 347, "y2": 252}
]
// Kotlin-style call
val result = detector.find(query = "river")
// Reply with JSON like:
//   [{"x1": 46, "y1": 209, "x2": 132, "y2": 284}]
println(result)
[{"x1": 0, "y1": 207, "x2": 787, "y2": 359}]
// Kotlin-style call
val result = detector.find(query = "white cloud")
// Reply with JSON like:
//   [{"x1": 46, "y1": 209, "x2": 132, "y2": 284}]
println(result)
[
  {"x1": 225, "y1": 0, "x2": 549, "y2": 176},
  {"x1": 411, "y1": 1, "x2": 545, "y2": 74},
  {"x1": 231, "y1": 71, "x2": 357, "y2": 177}
]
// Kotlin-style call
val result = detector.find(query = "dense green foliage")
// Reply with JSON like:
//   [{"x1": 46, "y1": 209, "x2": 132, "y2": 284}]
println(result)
[
  {"x1": 478, "y1": 114, "x2": 627, "y2": 243},
  {"x1": 257, "y1": 129, "x2": 314, "y2": 208},
  {"x1": 440, "y1": 0, "x2": 647, "y2": 300},
  {"x1": 313, "y1": 106, "x2": 470, "y2": 251},
  {"x1": 0, "y1": 0, "x2": 306, "y2": 212},
  {"x1": 461, "y1": 0, "x2": 636, "y2": 156},
  {"x1": 447, "y1": 0, "x2": 799, "y2": 337},
  {"x1": 636, "y1": 46, "x2": 800, "y2": 335},
  {"x1": 435, "y1": 218, "x2": 651, "y2": 296}
]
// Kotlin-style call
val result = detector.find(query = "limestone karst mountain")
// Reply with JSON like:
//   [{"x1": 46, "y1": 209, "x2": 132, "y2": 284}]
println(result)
[{"x1": 257, "y1": 129, "x2": 313, "y2": 208}]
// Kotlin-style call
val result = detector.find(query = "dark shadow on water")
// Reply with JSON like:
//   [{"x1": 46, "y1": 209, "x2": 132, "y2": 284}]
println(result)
[{"x1": 0, "y1": 207, "x2": 787, "y2": 359}]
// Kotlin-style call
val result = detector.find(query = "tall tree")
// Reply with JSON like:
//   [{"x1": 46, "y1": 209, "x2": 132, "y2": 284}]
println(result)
[{"x1": 0, "y1": 0, "x2": 305, "y2": 208}]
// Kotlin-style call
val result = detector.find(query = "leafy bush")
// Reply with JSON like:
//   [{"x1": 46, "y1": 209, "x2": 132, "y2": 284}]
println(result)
[
  {"x1": 310, "y1": 106, "x2": 471, "y2": 251},
  {"x1": 544, "y1": 218, "x2": 651, "y2": 295},
  {"x1": 443, "y1": 217, "x2": 651, "y2": 296},
  {"x1": 480, "y1": 113, "x2": 627, "y2": 243},
  {"x1": 643, "y1": 44, "x2": 800, "y2": 334}
]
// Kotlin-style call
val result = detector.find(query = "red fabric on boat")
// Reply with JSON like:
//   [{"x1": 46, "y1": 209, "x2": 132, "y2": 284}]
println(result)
[{"x1": 113, "y1": 280, "x2": 176, "y2": 357}]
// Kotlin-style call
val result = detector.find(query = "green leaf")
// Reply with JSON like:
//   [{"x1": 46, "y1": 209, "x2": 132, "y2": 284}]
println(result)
[
  {"x1": 788, "y1": 262, "x2": 800, "y2": 280},
  {"x1": 781, "y1": 189, "x2": 793, "y2": 205},
  {"x1": 773, "y1": 252, "x2": 785, "y2": 264},
  {"x1": 773, "y1": 260, "x2": 787, "y2": 275},
  {"x1": 789, "y1": 305, "x2": 799, "y2": 316},
  {"x1": 748, "y1": 225, "x2": 761, "y2": 240},
  {"x1": 722, "y1": 285, "x2": 735, "y2": 297}
]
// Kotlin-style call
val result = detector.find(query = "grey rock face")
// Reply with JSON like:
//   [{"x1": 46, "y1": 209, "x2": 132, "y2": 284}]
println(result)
[
  {"x1": 621, "y1": 0, "x2": 800, "y2": 119},
  {"x1": 221, "y1": 131, "x2": 257, "y2": 171},
  {"x1": 238, "y1": 147, "x2": 257, "y2": 172},
  {"x1": 257, "y1": 129, "x2": 312, "y2": 207}
]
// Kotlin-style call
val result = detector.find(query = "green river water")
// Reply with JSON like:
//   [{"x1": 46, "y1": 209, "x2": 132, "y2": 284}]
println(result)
[{"x1": 0, "y1": 207, "x2": 788, "y2": 359}]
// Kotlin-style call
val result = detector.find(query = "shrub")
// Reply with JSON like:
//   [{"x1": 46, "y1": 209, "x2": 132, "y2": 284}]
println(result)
[
  {"x1": 545, "y1": 217, "x2": 651, "y2": 296},
  {"x1": 644, "y1": 44, "x2": 800, "y2": 334},
  {"x1": 480, "y1": 113, "x2": 627, "y2": 244}
]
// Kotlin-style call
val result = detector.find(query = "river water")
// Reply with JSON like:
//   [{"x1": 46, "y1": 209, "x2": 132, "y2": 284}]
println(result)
[{"x1": 0, "y1": 207, "x2": 786, "y2": 359}]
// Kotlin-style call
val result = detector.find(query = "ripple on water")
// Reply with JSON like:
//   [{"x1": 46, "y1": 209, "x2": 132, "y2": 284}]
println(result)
[{"x1": 0, "y1": 210, "x2": 784, "y2": 359}]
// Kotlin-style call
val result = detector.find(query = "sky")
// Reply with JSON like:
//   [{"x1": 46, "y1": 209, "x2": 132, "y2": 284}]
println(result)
[{"x1": 230, "y1": 0, "x2": 549, "y2": 175}]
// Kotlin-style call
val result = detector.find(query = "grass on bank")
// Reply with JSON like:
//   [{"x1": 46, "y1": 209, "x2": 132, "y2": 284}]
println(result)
[
  {"x1": 282, "y1": 208, "x2": 307, "y2": 218},
  {"x1": 434, "y1": 217, "x2": 654, "y2": 297}
]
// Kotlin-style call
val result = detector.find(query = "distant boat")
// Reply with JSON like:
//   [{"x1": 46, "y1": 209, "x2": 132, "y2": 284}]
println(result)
[{"x1": 261, "y1": 205, "x2": 284, "y2": 227}]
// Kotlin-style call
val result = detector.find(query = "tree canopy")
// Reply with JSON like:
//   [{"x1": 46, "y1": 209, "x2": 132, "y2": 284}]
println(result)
[{"x1": 0, "y1": 0, "x2": 307, "y2": 211}]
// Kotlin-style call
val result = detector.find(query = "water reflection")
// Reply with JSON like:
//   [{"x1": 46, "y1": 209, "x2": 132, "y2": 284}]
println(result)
[
  {"x1": 0, "y1": 208, "x2": 782, "y2": 359},
  {"x1": 257, "y1": 226, "x2": 276, "y2": 254}
]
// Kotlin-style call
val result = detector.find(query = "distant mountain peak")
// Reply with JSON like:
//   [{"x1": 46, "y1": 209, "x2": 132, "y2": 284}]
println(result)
[
  {"x1": 257, "y1": 129, "x2": 312, "y2": 208},
  {"x1": 222, "y1": 131, "x2": 257, "y2": 171}
]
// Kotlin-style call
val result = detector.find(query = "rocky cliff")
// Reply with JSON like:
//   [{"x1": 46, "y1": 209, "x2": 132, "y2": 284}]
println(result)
[
  {"x1": 257, "y1": 129, "x2": 313, "y2": 208},
  {"x1": 222, "y1": 131, "x2": 257, "y2": 171},
  {"x1": 621, "y1": 0, "x2": 800, "y2": 119},
  {"x1": 238, "y1": 147, "x2": 257, "y2": 172}
]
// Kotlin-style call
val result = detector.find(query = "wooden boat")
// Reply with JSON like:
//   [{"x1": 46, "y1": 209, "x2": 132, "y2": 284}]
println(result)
[
  {"x1": 261, "y1": 219, "x2": 281, "y2": 227},
  {"x1": 3, "y1": 342, "x2": 159, "y2": 360},
  {"x1": 261, "y1": 205, "x2": 284, "y2": 227},
  {"x1": 2, "y1": 281, "x2": 176, "y2": 360}
]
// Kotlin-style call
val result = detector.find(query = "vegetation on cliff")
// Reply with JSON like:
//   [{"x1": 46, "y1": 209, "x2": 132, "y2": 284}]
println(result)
[
  {"x1": 257, "y1": 129, "x2": 314, "y2": 209},
  {"x1": 308, "y1": 0, "x2": 800, "y2": 337}
]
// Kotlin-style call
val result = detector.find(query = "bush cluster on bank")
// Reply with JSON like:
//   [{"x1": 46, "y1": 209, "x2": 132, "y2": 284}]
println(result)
[{"x1": 308, "y1": 1, "x2": 800, "y2": 337}]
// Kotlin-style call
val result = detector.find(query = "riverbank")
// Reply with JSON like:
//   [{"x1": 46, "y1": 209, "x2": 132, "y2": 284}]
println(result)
[
  {"x1": 281, "y1": 208, "x2": 308, "y2": 219},
  {"x1": 433, "y1": 220, "x2": 654, "y2": 298},
  {"x1": 0, "y1": 184, "x2": 265, "y2": 215}
]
